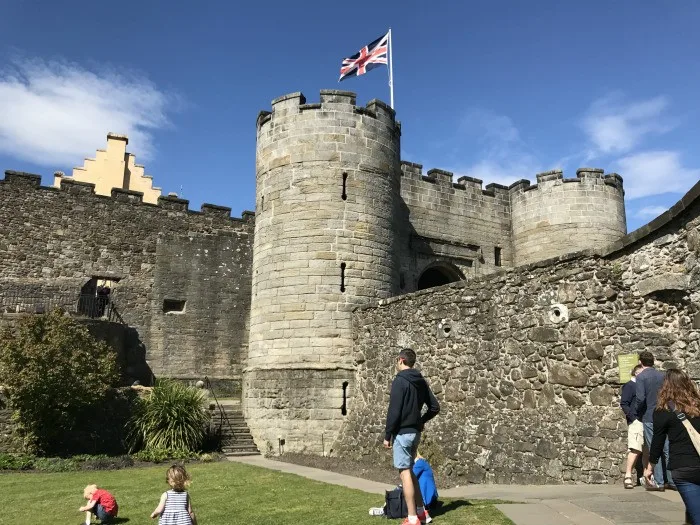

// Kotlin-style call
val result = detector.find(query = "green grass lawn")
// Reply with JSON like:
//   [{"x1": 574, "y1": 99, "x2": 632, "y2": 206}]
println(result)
[{"x1": 0, "y1": 461, "x2": 513, "y2": 525}]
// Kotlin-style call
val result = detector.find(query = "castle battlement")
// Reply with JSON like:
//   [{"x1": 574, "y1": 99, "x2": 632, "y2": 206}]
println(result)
[
  {"x1": 508, "y1": 168, "x2": 624, "y2": 195},
  {"x1": 256, "y1": 90, "x2": 400, "y2": 136},
  {"x1": 399, "y1": 161, "x2": 510, "y2": 198},
  {"x1": 2, "y1": 170, "x2": 254, "y2": 223}
]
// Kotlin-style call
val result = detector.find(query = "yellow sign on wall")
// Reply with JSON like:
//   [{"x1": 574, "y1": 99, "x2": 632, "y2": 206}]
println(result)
[{"x1": 618, "y1": 353, "x2": 639, "y2": 384}]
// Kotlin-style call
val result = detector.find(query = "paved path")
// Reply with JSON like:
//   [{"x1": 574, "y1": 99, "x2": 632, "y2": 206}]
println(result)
[{"x1": 228, "y1": 456, "x2": 686, "y2": 525}]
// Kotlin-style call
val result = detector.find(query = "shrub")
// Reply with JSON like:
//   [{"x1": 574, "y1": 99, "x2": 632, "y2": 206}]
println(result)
[
  {"x1": 0, "y1": 453, "x2": 35, "y2": 470},
  {"x1": 0, "y1": 310, "x2": 119, "y2": 454},
  {"x1": 131, "y1": 447, "x2": 200, "y2": 463},
  {"x1": 128, "y1": 380, "x2": 209, "y2": 453}
]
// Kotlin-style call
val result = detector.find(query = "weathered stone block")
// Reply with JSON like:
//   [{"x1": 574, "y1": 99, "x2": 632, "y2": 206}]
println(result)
[
  {"x1": 589, "y1": 385, "x2": 615, "y2": 406},
  {"x1": 549, "y1": 362, "x2": 588, "y2": 387},
  {"x1": 529, "y1": 327, "x2": 559, "y2": 342}
]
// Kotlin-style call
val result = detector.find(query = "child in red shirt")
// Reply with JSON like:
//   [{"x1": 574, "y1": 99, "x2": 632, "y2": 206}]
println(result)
[{"x1": 79, "y1": 484, "x2": 118, "y2": 524}]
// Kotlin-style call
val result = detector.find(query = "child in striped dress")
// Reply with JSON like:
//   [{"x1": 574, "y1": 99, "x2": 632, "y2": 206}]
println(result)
[{"x1": 150, "y1": 465, "x2": 197, "y2": 525}]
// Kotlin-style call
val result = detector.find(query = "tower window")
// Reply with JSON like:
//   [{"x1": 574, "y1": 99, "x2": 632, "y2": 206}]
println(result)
[
  {"x1": 341, "y1": 381, "x2": 349, "y2": 416},
  {"x1": 494, "y1": 247, "x2": 502, "y2": 267},
  {"x1": 163, "y1": 299, "x2": 186, "y2": 314},
  {"x1": 340, "y1": 262, "x2": 346, "y2": 292},
  {"x1": 342, "y1": 172, "x2": 348, "y2": 201}
]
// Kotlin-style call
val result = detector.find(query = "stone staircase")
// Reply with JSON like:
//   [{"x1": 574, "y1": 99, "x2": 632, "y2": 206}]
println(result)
[{"x1": 211, "y1": 402, "x2": 260, "y2": 456}]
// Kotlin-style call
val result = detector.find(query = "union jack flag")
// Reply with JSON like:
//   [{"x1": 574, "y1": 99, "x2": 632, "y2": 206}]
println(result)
[{"x1": 339, "y1": 32, "x2": 389, "y2": 82}]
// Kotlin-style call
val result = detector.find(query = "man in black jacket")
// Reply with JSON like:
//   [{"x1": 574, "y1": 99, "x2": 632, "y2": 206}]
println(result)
[
  {"x1": 384, "y1": 348, "x2": 440, "y2": 525},
  {"x1": 621, "y1": 364, "x2": 644, "y2": 488}
]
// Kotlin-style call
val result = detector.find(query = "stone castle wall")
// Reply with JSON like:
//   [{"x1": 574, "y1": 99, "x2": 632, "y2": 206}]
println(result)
[
  {"x1": 0, "y1": 171, "x2": 254, "y2": 393},
  {"x1": 335, "y1": 185, "x2": 699, "y2": 484},
  {"x1": 398, "y1": 162, "x2": 512, "y2": 290},
  {"x1": 510, "y1": 169, "x2": 626, "y2": 266}
]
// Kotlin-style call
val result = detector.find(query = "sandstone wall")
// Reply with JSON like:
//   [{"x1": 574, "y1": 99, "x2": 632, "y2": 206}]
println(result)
[
  {"x1": 510, "y1": 169, "x2": 626, "y2": 266},
  {"x1": 246, "y1": 90, "x2": 401, "y2": 453},
  {"x1": 398, "y1": 162, "x2": 512, "y2": 289},
  {"x1": 0, "y1": 171, "x2": 253, "y2": 392},
  {"x1": 337, "y1": 189, "x2": 699, "y2": 484}
]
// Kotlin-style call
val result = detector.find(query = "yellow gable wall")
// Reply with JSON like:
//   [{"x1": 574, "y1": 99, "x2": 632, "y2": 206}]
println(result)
[{"x1": 53, "y1": 133, "x2": 162, "y2": 204}]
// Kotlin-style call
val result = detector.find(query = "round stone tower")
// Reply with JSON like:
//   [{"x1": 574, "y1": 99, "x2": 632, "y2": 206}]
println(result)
[
  {"x1": 244, "y1": 90, "x2": 401, "y2": 454},
  {"x1": 510, "y1": 168, "x2": 626, "y2": 266}
]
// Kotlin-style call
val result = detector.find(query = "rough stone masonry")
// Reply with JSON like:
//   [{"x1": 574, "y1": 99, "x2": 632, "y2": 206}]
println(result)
[{"x1": 335, "y1": 182, "x2": 700, "y2": 484}]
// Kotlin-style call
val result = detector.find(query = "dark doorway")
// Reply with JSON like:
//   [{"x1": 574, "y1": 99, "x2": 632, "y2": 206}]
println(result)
[
  {"x1": 78, "y1": 277, "x2": 116, "y2": 318},
  {"x1": 417, "y1": 263, "x2": 464, "y2": 291}
]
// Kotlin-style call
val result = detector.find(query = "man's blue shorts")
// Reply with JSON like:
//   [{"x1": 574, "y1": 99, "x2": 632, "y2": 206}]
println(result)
[{"x1": 393, "y1": 432, "x2": 420, "y2": 470}]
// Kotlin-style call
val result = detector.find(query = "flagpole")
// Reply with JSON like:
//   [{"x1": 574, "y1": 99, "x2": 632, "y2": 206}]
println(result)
[{"x1": 388, "y1": 28, "x2": 394, "y2": 109}]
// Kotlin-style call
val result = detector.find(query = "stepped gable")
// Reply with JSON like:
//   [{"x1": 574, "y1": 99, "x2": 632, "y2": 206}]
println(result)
[{"x1": 2, "y1": 170, "x2": 254, "y2": 224}]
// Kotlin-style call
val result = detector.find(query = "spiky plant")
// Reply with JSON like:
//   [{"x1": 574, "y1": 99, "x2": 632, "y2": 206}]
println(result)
[{"x1": 128, "y1": 380, "x2": 209, "y2": 453}]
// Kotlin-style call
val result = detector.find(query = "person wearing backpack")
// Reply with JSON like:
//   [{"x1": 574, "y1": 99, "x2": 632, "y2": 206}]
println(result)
[
  {"x1": 384, "y1": 348, "x2": 440, "y2": 525},
  {"x1": 644, "y1": 369, "x2": 700, "y2": 524}
]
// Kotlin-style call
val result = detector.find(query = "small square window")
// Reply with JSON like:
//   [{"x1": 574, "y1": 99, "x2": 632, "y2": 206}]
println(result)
[{"x1": 163, "y1": 299, "x2": 186, "y2": 314}]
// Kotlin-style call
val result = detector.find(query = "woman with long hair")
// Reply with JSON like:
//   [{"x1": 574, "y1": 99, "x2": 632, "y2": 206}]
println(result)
[{"x1": 645, "y1": 369, "x2": 700, "y2": 524}]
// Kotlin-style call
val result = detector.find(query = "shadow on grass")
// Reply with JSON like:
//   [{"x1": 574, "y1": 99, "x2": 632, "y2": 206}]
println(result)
[
  {"x1": 112, "y1": 518, "x2": 130, "y2": 523},
  {"x1": 429, "y1": 499, "x2": 472, "y2": 517}
]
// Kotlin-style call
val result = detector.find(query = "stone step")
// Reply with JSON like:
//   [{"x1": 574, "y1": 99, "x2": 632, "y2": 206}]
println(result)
[
  {"x1": 222, "y1": 438, "x2": 256, "y2": 445},
  {"x1": 221, "y1": 432, "x2": 254, "y2": 438},
  {"x1": 223, "y1": 450, "x2": 261, "y2": 457},
  {"x1": 223, "y1": 447, "x2": 260, "y2": 454}
]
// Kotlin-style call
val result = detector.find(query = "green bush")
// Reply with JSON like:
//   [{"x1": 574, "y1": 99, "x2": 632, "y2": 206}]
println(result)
[
  {"x1": 0, "y1": 310, "x2": 119, "y2": 454},
  {"x1": 128, "y1": 380, "x2": 209, "y2": 453},
  {"x1": 0, "y1": 453, "x2": 35, "y2": 470},
  {"x1": 131, "y1": 447, "x2": 200, "y2": 463}
]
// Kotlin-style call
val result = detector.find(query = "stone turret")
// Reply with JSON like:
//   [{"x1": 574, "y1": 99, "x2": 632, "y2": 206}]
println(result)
[
  {"x1": 244, "y1": 90, "x2": 401, "y2": 453},
  {"x1": 509, "y1": 168, "x2": 626, "y2": 265}
]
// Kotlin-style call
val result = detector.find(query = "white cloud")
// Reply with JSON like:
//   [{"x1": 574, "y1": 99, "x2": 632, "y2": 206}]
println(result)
[
  {"x1": 581, "y1": 93, "x2": 675, "y2": 155},
  {"x1": 0, "y1": 58, "x2": 173, "y2": 167},
  {"x1": 453, "y1": 110, "x2": 542, "y2": 185},
  {"x1": 634, "y1": 205, "x2": 669, "y2": 218},
  {"x1": 613, "y1": 150, "x2": 700, "y2": 199}
]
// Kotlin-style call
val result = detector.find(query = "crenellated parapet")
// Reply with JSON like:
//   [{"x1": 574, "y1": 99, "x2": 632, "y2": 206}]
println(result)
[
  {"x1": 400, "y1": 161, "x2": 510, "y2": 198},
  {"x1": 257, "y1": 90, "x2": 400, "y2": 136},
  {"x1": 2, "y1": 170, "x2": 254, "y2": 224}
]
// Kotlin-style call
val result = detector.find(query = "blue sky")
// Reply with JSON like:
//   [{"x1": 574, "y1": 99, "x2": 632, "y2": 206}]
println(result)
[{"x1": 0, "y1": 1, "x2": 698, "y2": 232}]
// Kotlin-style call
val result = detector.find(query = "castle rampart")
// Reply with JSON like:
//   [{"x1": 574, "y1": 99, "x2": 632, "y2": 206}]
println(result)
[
  {"x1": 0, "y1": 170, "x2": 254, "y2": 393},
  {"x1": 510, "y1": 168, "x2": 626, "y2": 265}
]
